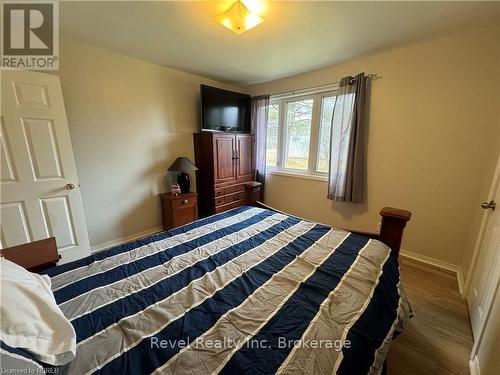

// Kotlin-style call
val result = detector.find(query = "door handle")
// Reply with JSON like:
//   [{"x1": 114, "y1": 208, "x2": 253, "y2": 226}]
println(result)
[
  {"x1": 232, "y1": 149, "x2": 237, "y2": 165},
  {"x1": 65, "y1": 183, "x2": 76, "y2": 190},
  {"x1": 481, "y1": 200, "x2": 496, "y2": 211}
]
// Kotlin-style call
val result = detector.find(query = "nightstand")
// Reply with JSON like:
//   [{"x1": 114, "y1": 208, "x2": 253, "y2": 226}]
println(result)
[{"x1": 160, "y1": 192, "x2": 198, "y2": 230}]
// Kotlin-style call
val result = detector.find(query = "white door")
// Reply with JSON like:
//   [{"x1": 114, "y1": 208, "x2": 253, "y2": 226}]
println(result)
[
  {"x1": 467, "y1": 161, "x2": 500, "y2": 341},
  {"x1": 1, "y1": 70, "x2": 90, "y2": 263}
]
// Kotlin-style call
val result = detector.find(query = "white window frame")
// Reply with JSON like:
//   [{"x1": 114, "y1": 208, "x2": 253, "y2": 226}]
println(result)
[{"x1": 266, "y1": 88, "x2": 338, "y2": 181}]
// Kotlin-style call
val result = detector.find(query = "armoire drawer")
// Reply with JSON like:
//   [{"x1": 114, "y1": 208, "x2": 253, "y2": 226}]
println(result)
[
  {"x1": 224, "y1": 184, "x2": 244, "y2": 195},
  {"x1": 215, "y1": 197, "x2": 225, "y2": 207},
  {"x1": 224, "y1": 192, "x2": 245, "y2": 204},
  {"x1": 215, "y1": 200, "x2": 245, "y2": 214}
]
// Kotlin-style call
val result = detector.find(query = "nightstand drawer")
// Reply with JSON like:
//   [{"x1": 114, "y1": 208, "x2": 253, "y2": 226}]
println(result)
[
  {"x1": 224, "y1": 192, "x2": 245, "y2": 204},
  {"x1": 171, "y1": 195, "x2": 197, "y2": 208}
]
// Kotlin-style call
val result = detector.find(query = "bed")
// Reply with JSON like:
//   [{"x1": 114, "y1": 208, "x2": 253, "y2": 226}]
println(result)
[{"x1": 1, "y1": 204, "x2": 412, "y2": 375}]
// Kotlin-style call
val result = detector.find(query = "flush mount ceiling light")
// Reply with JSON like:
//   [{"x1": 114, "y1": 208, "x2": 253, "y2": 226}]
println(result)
[{"x1": 214, "y1": 0, "x2": 264, "y2": 34}]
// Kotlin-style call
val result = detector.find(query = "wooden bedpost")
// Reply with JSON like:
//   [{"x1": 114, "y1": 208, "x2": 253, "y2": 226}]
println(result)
[{"x1": 379, "y1": 207, "x2": 412, "y2": 257}]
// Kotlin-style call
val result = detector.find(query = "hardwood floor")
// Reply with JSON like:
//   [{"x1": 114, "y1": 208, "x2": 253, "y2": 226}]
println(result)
[{"x1": 387, "y1": 257, "x2": 473, "y2": 375}]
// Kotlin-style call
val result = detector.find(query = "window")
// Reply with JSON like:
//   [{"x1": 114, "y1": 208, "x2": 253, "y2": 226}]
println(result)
[
  {"x1": 266, "y1": 90, "x2": 337, "y2": 177},
  {"x1": 284, "y1": 99, "x2": 313, "y2": 170},
  {"x1": 317, "y1": 96, "x2": 336, "y2": 173},
  {"x1": 266, "y1": 104, "x2": 279, "y2": 167}
]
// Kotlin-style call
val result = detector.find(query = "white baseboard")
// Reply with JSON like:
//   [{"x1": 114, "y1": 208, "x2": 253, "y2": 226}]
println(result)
[
  {"x1": 399, "y1": 249, "x2": 464, "y2": 296},
  {"x1": 456, "y1": 267, "x2": 465, "y2": 297},
  {"x1": 91, "y1": 226, "x2": 163, "y2": 254},
  {"x1": 469, "y1": 355, "x2": 481, "y2": 375}
]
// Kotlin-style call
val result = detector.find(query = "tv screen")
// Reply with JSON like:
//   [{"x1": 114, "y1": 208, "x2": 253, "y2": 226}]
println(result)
[{"x1": 201, "y1": 85, "x2": 250, "y2": 132}]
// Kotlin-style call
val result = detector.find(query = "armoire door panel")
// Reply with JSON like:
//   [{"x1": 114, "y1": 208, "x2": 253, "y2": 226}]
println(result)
[
  {"x1": 214, "y1": 135, "x2": 236, "y2": 184},
  {"x1": 236, "y1": 134, "x2": 254, "y2": 181}
]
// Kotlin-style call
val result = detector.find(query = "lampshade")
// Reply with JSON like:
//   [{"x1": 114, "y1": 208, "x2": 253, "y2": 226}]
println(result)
[{"x1": 168, "y1": 157, "x2": 198, "y2": 172}]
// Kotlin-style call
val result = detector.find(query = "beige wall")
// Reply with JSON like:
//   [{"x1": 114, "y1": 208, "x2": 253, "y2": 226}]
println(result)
[
  {"x1": 247, "y1": 26, "x2": 500, "y2": 269},
  {"x1": 58, "y1": 37, "x2": 239, "y2": 248}
]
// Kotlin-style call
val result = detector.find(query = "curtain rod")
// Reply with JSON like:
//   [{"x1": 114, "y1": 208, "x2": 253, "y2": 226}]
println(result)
[{"x1": 270, "y1": 73, "x2": 380, "y2": 99}]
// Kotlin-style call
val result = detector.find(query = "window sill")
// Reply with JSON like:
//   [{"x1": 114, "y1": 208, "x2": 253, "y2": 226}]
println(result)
[{"x1": 266, "y1": 169, "x2": 328, "y2": 182}]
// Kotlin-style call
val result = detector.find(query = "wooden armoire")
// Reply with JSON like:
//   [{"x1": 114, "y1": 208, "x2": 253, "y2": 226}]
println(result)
[{"x1": 193, "y1": 132, "x2": 255, "y2": 217}]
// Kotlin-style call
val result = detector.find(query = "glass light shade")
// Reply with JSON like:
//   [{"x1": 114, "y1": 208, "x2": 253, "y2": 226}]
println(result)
[{"x1": 214, "y1": 1, "x2": 263, "y2": 34}]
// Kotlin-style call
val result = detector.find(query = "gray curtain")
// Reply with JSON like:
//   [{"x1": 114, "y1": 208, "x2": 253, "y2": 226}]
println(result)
[
  {"x1": 327, "y1": 73, "x2": 367, "y2": 203},
  {"x1": 251, "y1": 95, "x2": 270, "y2": 200}
]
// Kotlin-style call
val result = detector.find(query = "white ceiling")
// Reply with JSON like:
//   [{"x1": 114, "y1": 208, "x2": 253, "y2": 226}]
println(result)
[{"x1": 60, "y1": 1, "x2": 500, "y2": 85}]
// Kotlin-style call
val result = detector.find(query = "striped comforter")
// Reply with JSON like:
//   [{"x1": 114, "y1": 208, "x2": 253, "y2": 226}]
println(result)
[{"x1": 42, "y1": 206, "x2": 410, "y2": 375}]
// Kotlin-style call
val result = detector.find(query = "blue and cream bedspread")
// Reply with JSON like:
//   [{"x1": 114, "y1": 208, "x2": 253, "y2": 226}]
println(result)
[{"x1": 44, "y1": 206, "x2": 411, "y2": 375}]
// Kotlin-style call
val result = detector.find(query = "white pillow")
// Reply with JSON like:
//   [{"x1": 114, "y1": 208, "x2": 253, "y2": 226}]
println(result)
[{"x1": 0, "y1": 257, "x2": 76, "y2": 366}]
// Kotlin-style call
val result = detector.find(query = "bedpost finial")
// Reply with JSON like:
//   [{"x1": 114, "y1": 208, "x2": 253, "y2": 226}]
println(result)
[{"x1": 380, "y1": 207, "x2": 411, "y2": 222}]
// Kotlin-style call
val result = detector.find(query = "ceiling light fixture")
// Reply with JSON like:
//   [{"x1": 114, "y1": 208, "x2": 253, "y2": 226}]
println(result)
[{"x1": 214, "y1": 0, "x2": 264, "y2": 34}]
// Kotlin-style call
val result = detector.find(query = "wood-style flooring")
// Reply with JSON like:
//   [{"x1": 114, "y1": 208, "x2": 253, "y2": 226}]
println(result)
[{"x1": 386, "y1": 257, "x2": 473, "y2": 375}]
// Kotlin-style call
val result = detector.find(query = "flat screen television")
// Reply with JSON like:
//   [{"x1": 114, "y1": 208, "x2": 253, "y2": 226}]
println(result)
[{"x1": 201, "y1": 85, "x2": 251, "y2": 132}]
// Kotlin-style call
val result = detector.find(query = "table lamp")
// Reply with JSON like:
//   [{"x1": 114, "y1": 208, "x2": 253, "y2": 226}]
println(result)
[{"x1": 168, "y1": 157, "x2": 198, "y2": 193}]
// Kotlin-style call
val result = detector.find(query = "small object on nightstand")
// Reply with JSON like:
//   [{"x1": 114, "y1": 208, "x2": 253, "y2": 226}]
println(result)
[
  {"x1": 171, "y1": 183, "x2": 181, "y2": 195},
  {"x1": 160, "y1": 192, "x2": 198, "y2": 230},
  {"x1": 167, "y1": 157, "x2": 198, "y2": 194}
]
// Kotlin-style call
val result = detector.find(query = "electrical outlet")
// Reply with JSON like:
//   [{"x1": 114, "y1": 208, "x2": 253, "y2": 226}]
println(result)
[{"x1": 377, "y1": 222, "x2": 381, "y2": 232}]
